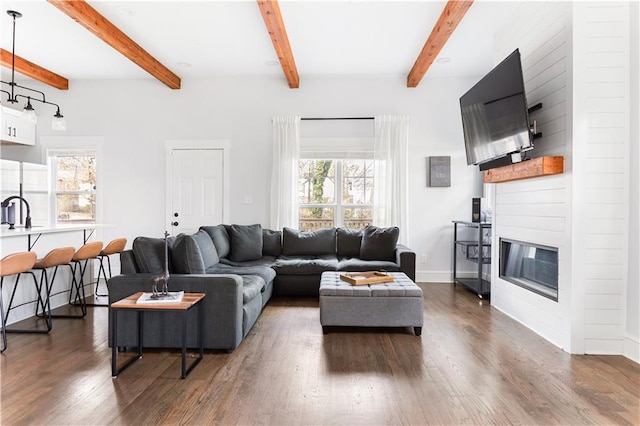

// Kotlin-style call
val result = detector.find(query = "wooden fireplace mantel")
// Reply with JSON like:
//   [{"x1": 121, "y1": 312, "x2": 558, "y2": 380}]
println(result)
[{"x1": 483, "y1": 156, "x2": 564, "y2": 183}]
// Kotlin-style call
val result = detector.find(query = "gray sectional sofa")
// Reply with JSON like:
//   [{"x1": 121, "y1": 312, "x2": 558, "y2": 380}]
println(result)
[{"x1": 108, "y1": 224, "x2": 416, "y2": 352}]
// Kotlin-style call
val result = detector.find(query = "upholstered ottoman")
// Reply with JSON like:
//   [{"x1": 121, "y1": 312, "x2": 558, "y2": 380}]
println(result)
[{"x1": 319, "y1": 271, "x2": 423, "y2": 336}]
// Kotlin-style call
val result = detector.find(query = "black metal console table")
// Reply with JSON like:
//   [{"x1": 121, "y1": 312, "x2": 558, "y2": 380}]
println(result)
[{"x1": 452, "y1": 220, "x2": 492, "y2": 298}]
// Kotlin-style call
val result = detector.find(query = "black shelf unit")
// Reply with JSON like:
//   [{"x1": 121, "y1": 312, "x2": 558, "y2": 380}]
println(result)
[{"x1": 452, "y1": 221, "x2": 492, "y2": 298}]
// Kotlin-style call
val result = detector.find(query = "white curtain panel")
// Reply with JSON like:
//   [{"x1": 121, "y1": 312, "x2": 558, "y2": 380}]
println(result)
[
  {"x1": 270, "y1": 116, "x2": 301, "y2": 230},
  {"x1": 373, "y1": 115, "x2": 410, "y2": 245}
]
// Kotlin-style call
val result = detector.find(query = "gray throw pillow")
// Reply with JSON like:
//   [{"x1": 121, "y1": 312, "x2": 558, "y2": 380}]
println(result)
[
  {"x1": 192, "y1": 229, "x2": 219, "y2": 269},
  {"x1": 200, "y1": 225, "x2": 230, "y2": 258},
  {"x1": 359, "y1": 225, "x2": 399, "y2": 261},
  {"x1": 172, "y1": 233, "x2": 206, "y2": 274},
  {"x1": 228, "y1": 224, "x2": 263, "y2": 262},
  {"x1": 336, "y1": 227, "x2": 363, "y2": 258},
  {"x1": 132, "y1": 236, "x2": 166, "y2": 274},
  {"x1": 262, "y1": 229, "x2": 282, "y2": 257},
  {"x1": 282, "y1": 227, "x2": 336, "y2": 256}
]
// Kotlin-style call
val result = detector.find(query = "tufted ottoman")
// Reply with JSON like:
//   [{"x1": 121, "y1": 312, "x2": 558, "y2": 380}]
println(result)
[{"x1": 319, "y1": 271, "x2": 423, "y2": 336}]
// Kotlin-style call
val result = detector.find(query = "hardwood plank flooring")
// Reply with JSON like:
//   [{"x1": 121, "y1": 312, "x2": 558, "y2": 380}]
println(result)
[{"x1": 1, "y1": 283, "x2": 638, "y2": 425}]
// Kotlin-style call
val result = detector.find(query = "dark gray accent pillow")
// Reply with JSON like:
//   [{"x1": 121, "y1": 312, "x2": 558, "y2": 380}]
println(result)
[
  {"x1": 282, "y1": 227, "x2": 336, "y2": 256},
  {"x1": 172, "y1": 233, "x2": 205, "y2": 274},
  {"x1": 336, "y1": 227, "x2": 363, "y2": 258},
  {"x1": 200, "y1": 225, "x2": 230, "y2": 259},
  {"x1": 132, "y1": 236, "x2": 166, "y2": 274},
  {"x1": 192, "y1": 229, "x2": 219, "y2": 269},
  {"x1": 228, "y1": 224, "x2": 263, "y2": 262},
  {"x1": 360, "y1": 226, "x2": 399, "y2": 261},
  {"x1": 262, "y1": 228, "x2": 282, "y2": 257}
]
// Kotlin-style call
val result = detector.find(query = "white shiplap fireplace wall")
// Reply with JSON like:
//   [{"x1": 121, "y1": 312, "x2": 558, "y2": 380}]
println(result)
[{"x1": 490, "y1": 2, "x2": 632, "y2": 354}]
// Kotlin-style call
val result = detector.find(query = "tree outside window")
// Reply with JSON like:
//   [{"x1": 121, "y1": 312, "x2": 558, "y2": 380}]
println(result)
[
  {"x1": 54, "y1": 155, "x2": 96, "y2": 224},
  {"x1": 298, "y1": 159, "x2": 373, "y2": 231}
]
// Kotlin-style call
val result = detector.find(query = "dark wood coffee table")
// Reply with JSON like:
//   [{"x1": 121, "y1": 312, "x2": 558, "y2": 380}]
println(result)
[{"x1": 110, "y1": 292, "x2": 205, "y2": 379}]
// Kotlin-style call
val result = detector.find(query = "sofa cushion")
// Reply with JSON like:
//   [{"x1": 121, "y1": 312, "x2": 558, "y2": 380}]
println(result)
[
  {"x1": 193, "y1": 229, "x2": 219, "y2": 268},
  {"x1": 219, "y1": 256, "x2": 277, "y2": 268},
  {"x1": 172, "y1": 232, "x2": 206, "y2": 274},
  {"x1": 227, "y1": 224, "x2": 263, "y2": 262},
  {"x1": 360, "y1": 226, "x2": 399, "y2": 261},
  {"x1": 262, "y1": 229, "x2": 282, "y2": 257},
  {"x1": 240, "y1": 275, "x2": 266, "y2": 303},
  {"x1": 132, "y1": 236, "x2": 170, "y2": 274},
  {"x1": 200, "y1": 225, "x2": 231, "y2": 259},
  {"x1": 207, "y1": 264, "x2": 276, "y2": 286},
  {"x1": 273, "y1": 255, "x2": 339, "y2": 275},
  {"x1": 337, "y1": 258, "x2": 400, "y2": 272},
  {"x1": 282, "y1": 227, "x2": 336, "y2": 256},
  {"x1": 336, "y1": 227, "x2": 363, "y2": 258}
]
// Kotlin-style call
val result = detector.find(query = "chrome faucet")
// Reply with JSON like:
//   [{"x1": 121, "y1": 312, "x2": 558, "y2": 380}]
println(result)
[{"x1": 1, "y1": 196, "x2": 31, "y2": 229}]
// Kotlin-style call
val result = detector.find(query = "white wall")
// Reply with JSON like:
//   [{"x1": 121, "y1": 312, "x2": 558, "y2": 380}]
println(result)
[
  {"x1": 573, "y1": 1, "x2": 632, "y2": 355},
  {"x1": 492, "y1": 1, "x2": 638, "y2": 358},
  {"x1": 19, "y1": 74, "x2": 482, "y2": 284},
  {"x1": 627, "y1": 0, "x2": 640, "y2": 363},
  {"x1": 491, "y1": 2, "x2": 574, "y2": 351}
]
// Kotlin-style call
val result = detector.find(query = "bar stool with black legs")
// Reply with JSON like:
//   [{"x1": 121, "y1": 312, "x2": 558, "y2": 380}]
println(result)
[
  {"x1": 32, "y1": 247, "x2": 76, "y2": 321},
  {"x1": 0, "y1": 251, "x2": 50, "y2": 353},
  {"x1": 0, "y1": 253, "x2": 38, "y2": 352},
  {"x1": 67, "y1": 241, "x2": 103, "y2": 317},
  {"x1": 94, "y1": 238, "x2": 127, "y2": 302}
]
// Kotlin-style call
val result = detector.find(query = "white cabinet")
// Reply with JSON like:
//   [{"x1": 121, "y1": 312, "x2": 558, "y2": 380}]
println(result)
[{"x1": 1, "y1": 106, "x2": 35, "y2": 146}]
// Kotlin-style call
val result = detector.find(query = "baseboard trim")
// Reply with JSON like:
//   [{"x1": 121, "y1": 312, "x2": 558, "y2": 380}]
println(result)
[
  {"x1": 624, "y1": 334, "x2": 640, "y2": 363},
  {"x1": 416, "y1": 271, "x2": 479, "y2": 283}
]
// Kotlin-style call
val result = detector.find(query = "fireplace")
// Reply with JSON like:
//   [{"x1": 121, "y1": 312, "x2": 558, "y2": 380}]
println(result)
[{"x1": 500, "y1": 239, "x2": 559, "y2": 301}]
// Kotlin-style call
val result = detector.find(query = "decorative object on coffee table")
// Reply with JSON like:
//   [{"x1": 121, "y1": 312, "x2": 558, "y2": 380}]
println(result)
[
  {"x1": 137, "y1": 291, "x2": 184, "y2": 304},
  {"x1": 339, "y1": 271, "x2": 394, "y2": 285},
  {"x1": 150, "y1": 231, "x2": 170, "y2": 299}
]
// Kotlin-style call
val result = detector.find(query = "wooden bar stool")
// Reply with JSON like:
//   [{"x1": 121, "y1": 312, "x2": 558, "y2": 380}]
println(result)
[
  {"x1": 0, "y1": 252, "x2": 46, "y2": 353},
  {"x1": 67, "y1": 242, "x2": 103, "y2": 317},
  {"x1": 32, "y1": 247, "x2": 75, "y2": 321},
  {"x1": 95, "y1": 238, "x2": 127, "y2": 298}
]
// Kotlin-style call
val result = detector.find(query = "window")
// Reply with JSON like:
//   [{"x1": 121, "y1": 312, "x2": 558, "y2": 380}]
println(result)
[
  {"x1": 51, "y1": 152, "x2": 97, "y2": 224},
  {"x1": 298, "y1": 159, "x2": 373, "y2": 231}
]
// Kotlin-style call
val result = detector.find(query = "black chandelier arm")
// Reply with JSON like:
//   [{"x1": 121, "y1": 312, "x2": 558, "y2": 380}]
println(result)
[
  {"x1": 0, "y1": 80, "x2": 48, "y2": 104},
  {"x1": 1, "y1": 89, "x2": 11, "y2": 100},
  {"x1": 14, "y1": 93, "x2": 61, "y2": 112}
]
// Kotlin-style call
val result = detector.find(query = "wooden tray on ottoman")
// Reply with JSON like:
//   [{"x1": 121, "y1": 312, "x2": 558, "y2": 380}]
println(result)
[{"x1": 339, "y1": 271, "x2": 394, "y2": 286}]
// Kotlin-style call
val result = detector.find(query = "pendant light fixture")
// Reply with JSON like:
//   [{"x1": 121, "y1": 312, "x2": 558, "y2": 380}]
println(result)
[{"x1": 1, "y1": 10, "x2": 66, "y2": 131}]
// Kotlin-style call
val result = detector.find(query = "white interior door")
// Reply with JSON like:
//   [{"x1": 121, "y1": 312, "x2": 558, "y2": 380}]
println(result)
[{"x1": 169, "y1": 149, "x2": 224, "y2": 235}]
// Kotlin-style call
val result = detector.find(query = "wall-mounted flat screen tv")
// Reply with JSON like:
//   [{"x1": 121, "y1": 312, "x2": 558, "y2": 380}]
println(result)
[{"x1": 460, "y1": 49, "x2": 533, "y2": 169}]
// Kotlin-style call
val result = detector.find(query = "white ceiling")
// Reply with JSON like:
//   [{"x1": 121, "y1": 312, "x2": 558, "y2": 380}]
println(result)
[{"x1": 0, "y1": 0, "x2": 523, "y2": 86}]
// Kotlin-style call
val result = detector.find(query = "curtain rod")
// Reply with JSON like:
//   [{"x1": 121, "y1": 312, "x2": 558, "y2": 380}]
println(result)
[{"x1": 301, "y1": 117, "x2": 374, "y2": 121}]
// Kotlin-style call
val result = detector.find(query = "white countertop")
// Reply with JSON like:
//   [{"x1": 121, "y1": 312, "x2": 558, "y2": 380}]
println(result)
[{"x1": 0, "y1": 223, "x2": 107, "y2": 238}]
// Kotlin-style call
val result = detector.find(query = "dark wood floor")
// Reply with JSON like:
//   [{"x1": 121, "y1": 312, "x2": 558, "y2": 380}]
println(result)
[{"x1": 1, "y1": 283, "x2": 638, "y2": 425}]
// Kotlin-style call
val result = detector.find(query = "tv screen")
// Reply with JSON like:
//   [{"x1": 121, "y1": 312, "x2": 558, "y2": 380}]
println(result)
[{"x1": 460, "y1": 49, "x2": 533, "y2": 167}]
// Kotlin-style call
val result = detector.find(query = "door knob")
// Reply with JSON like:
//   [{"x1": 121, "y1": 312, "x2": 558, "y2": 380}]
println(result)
[
  {"x1": 174, "y1": 212, "x2": 179, "y2": 217},
  {"x1": 172, "y1": 221, "x2": 179, "y2": 226}
]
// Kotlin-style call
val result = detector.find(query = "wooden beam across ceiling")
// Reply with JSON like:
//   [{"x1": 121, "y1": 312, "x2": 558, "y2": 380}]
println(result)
[
  {"x1": 257, "y1": 0, "x2": 299, "y2": 89},
  {"x1": 0, "y1": 48, "x2": 69, "y2": 90},
  {"x1": 407, "y1": 0, "x2": 474, "y2": 88},
  {"x1": 47, "y1": 0, "x2": 181, "y2": 89}
]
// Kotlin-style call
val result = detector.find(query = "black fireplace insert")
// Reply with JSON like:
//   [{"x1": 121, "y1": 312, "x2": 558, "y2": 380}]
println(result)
[{"x1": 500, "y1": 238, "x2": 559, "y2": 301}]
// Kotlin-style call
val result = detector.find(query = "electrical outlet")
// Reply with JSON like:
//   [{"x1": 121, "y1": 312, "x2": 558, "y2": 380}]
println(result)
[{"x1": 420, "y1": 253, "x2": 428, "y2": 263}]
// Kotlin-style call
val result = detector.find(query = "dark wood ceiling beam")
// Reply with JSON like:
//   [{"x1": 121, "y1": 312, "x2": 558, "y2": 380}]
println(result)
[
  {"x1": 257, "y1": 0, "x2": 299, "y2": 89},
  {"x1": 407, "y1": 0, "x2": 474, "y2": 88},
  {"x1": 47, "y1": 0, "x2": 181, "y2": 89},
  {"x1": 0, "y1": 48, "x2": 69, "y2": 90}
]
